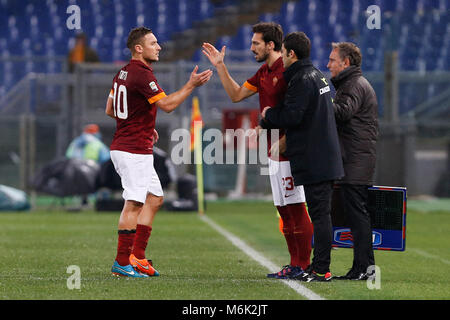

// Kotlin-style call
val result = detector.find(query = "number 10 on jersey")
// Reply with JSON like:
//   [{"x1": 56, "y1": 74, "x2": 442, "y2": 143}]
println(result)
[{"x1": 113, "y1": 82, "x2": 128, "y2": 119}]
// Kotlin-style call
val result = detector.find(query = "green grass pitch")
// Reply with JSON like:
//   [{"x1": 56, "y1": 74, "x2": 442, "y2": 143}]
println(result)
[{"x1": 0, "y1": 200, "x2": 448, "y2": 300}]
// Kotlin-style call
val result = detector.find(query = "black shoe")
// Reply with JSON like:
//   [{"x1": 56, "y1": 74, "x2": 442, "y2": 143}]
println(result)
[
  {"x1": 348, "y1": 272, "x2": 370, "y2": 281},
  {"x1": 349, "y1": 267, "x2": 376, "y2": 281},
  {"x1": 334, "y1": 268, "x2": 355, "y2": 280},
  {"x1": 334, "y1": 268, "x2": 370, "y2": 281},
  {"x1": 305, "y1": 271, "x2": 333, "y2": 282}
]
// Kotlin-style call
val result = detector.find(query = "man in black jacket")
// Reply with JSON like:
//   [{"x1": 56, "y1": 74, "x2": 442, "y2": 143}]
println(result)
[
  {"x1": 327, "y1": 42, "x2": 379, "y2": 280},
  {"x1": 262, "y1": 32, "x2": 344, "y2": 282}
]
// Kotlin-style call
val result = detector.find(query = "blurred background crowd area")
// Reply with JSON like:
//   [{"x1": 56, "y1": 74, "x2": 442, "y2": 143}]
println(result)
[{"x1": 0, "y1": 0, "x2": 448, "y2": 201}]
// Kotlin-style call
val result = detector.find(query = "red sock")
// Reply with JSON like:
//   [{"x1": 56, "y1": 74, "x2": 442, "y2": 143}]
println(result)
[
  {"x1": 115, "y1": 230, "x2": 136, "y2": 266},
  {"x1": 132, "y1": 224, "x2": 152, "y2": 260},
  {"x1": 277, "y1": 206, "x2": 297, "y2": 267},
  {"x1": 287, "y1": 203, "x2": 313, "y2": 270}
]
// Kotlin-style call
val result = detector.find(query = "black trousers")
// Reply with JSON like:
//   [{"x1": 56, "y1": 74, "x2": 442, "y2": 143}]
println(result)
[
  {"x1": 304, "y1": 181, "x2": 334, "y2": 274},
  {"x1": 339, "y1": 184, "x2": 375, "y2": 272}
]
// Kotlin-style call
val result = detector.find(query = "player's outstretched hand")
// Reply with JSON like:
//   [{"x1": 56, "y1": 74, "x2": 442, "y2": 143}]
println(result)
[
  {"x1": 201, "y1": 43, "x2": 226, "y2": 67},
  {"x1": 189, "y1": 65, "x2": 213, "y2": 87}
]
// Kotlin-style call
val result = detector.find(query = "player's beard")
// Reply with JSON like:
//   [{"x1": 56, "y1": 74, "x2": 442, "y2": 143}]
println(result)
[{"x1": 253, "y1": 50, "x2": 269, "y2": 63}]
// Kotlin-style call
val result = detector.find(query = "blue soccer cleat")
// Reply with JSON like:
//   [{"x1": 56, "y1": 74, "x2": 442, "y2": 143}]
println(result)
[
  {"x1": 267, "y1": 265, "x2": 304, "y2": 279},
  {"x1": 111, "y1": 261, "x2": 149, "y2": 278}
]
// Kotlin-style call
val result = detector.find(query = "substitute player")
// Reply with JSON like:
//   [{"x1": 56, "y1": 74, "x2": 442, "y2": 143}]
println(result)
[
  {"x1": 202, "y1": 22, "x2": 313, "y2": 279},
  {"x1": 106, "y1": 27, "x2": 212, "y2": 277}
]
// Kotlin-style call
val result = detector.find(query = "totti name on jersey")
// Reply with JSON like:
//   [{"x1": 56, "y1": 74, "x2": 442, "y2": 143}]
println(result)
[{"x1": 109, "y1": 59, "x2": 167, "y2": 155}]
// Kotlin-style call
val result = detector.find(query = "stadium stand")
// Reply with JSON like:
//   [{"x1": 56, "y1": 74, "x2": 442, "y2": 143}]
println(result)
[
  {"x1": 0, "y1": 0, "x2": 448, "y2": 112},
  {"x1": 211, "y1": 0, "x2": 448, "y2": 71}
]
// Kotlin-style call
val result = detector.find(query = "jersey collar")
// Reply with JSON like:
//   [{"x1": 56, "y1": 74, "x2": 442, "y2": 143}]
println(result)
[
  {"x1": 268, "y1": 56, "x2": 284, "y2": 72},
  {"x1": 130, "y1": 59, "x2": 153, "y2": 71}
]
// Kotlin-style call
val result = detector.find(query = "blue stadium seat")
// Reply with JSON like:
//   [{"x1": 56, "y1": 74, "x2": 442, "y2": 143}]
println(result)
[
  {"x1": 0, "y1": 38, "x2": 8, "y2": 55},
  {"x1": 306, "y1": 0, "x2": 330, "y2": 21},
  {"x1": 421, "y1": 0, "x2": 442, "y2": 10},
  {"x1": 280, "y1": 1, "x2": 297, "y2": 26},
  {"x1": 8, "y1": 38, "x2": 22, "y2": 56},
  {"x1": 404, "y1": 0, "x2": 419, "y2": 13},
  {"x1": 3, "y1": 62, "x2": 15, "y2": 88},
  {"x1": 376, "y1": 0, "x2": 396, "y2": 13},
  {"x1": 228, "y1": 25, "x2": 253, "y2": 51},
  {"x1": 43, "y1": 38, "x2": 55, "y2": 57},
  {"x1": 0, "y1": 0, "x2": 7, "y2": 31},
  {"x1": 293, "y1": 0, "x2": 309, "y2": 24},
  {"x1": 189, "y1": 0, "x2": 213, "y2": 23},
  {"x1": 177, "y1": 0, "x2": 191, "y2": 31},
  {"x1": 164, "y1": 0, "x2": 180, "y2": 33},
  {"x1": 214, "y1": 35, "x2": 231, "y2": 49},
  {"x1": 0, "y1": 53, "x2": 6, "y2": 98},
  {"x1": 259, "y1": 12, "x2": 281, "y2": 26},
  {"x1": 97, "y1": 37, "x2": 114, "y2": 62}
]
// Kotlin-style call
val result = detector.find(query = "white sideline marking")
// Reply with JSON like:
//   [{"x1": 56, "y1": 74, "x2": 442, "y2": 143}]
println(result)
[
  {"x1": 410, "y1": 248, "x2": 450, "y2": 265},
  {"x1": 200, "y1": 215, "x2": 325, "y2": 300}
]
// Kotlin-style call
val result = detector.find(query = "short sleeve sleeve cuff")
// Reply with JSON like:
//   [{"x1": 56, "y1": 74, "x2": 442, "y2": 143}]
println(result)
[
  {"x1": 148, "y1": 92, "x2": 167, "y2": 105},
  {"x1": 243, "y1": 81, "x2": 258, "y2": 92}
]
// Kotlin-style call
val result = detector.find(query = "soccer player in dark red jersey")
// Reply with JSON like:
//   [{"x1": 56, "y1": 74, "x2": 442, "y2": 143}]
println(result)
[
  {"x1": 106, "y1": 27, "x2": 212, "y2": 277},
  {"x1": 202, "y1": 22, "x2": 313, "y2": 279}
]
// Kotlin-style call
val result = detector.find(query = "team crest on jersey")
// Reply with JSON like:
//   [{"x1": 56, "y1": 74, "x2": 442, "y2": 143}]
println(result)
[
  {"x1": 273, "y1": 76, "x2": 278, "y2": 86},
  {"x1": 149, "y1": 81, "x2": 158, "y2": 92}
]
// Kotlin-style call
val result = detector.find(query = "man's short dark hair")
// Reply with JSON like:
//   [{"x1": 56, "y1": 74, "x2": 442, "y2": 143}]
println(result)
[
  {"x1": 252, "y1": 22, "x2": 283, "y2": 51},
  {"x1": 331, "y1": 42, "x2": 362, "y2": 67},
  {"x1": 283, "y1": 32, "x2": 311, "y2": 59},
  {"x1": 127, "y1": 27, "x2": 152, "y2": 52}
]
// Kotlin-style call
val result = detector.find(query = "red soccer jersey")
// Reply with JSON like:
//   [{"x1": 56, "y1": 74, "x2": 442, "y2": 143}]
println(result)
[
  {"x1": 243, "y1": 57, "x2": 288, "y2": 161},
  {"x1": 109, "y1": 59, "x2": 167, "y2": 154}
]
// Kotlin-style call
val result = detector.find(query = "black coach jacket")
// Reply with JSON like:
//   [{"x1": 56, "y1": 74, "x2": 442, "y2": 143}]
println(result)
[
  {"x1": 263, "y1": 58, "x2": 344, "y2": 186},
  {"x1": 331, "y1": 66, "x2": 378, "y2": 185}
]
